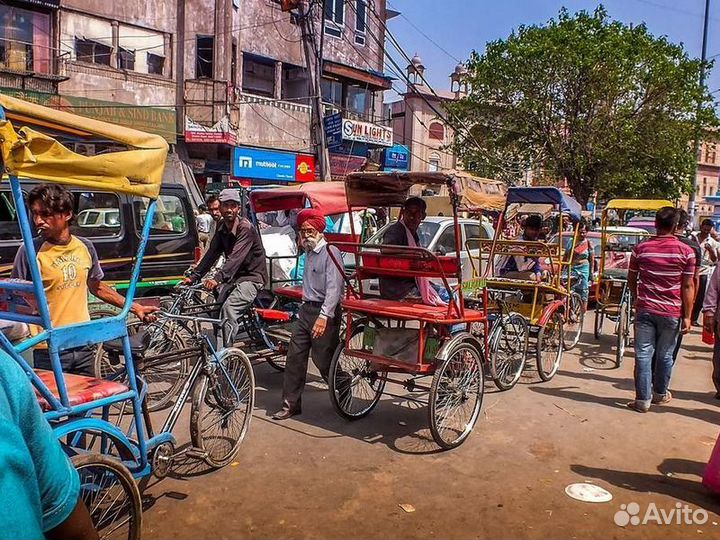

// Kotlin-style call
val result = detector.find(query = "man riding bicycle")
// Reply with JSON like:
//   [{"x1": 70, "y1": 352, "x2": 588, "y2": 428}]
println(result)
[{"x1": 182, "y1": 189, "x2": 267, "y2": 347}]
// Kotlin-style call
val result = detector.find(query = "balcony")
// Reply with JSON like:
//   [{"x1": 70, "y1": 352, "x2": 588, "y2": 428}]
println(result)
[
  {"x1": 184, "y1": 79, "x2": 312, "y2": 152},
  {"x1": 0, "y1": 38, "x2": 69, "y2": 94}
]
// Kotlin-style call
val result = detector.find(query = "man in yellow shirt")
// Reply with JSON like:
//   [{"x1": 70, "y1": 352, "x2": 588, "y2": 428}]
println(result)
[{"x1": 12, "y1": 184, "x2": 157, "y2": 375}]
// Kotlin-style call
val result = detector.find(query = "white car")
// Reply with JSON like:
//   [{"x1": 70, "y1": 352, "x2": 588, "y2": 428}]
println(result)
[
  {"x1": 365, "y1": 217, "x2": 495, "y2": 282},
  {"x1": 76, "y1": 208, "x2": 120, "y2": 228}
]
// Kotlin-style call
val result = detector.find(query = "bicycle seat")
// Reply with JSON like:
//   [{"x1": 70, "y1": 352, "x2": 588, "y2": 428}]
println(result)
[{"x1": 103, "y1": 331, "x2": 151, "y2": 356}]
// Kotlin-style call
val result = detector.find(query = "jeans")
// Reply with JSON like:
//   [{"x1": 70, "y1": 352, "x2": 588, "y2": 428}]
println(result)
[
  {"x1": 692, "y1": 274, "x2": 709, "y2": 323},
  {"x1": 219, "y1": 280, "x2": 262, "y2": 347},
  {"x1": 33, "y1": 345, "x2": 96, "y2": 377},
  {"x1": 634, "y1": 311, "x2": 680, "y2": 405}
]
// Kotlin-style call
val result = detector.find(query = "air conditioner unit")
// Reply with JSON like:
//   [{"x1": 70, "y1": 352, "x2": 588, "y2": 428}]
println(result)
[{"x1": 74, "y1": 143, "x2": 96, "y2": 156}]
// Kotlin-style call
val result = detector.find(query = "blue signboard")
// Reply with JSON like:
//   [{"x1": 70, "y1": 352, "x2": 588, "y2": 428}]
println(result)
[
  {"x1": 384, "y1": 144, "x2": 410, "y2": 171},
  {"x1": 232, "y1": 147, "x2": 310, "y2": 182},
  {"x1": 324, "y1": 113, "x2": 343, "y2": 148}
]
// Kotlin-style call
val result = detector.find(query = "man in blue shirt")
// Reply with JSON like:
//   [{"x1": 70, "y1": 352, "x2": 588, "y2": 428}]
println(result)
[{"x1": 0, "y1": 354, "x2": 97, "y2": 540}]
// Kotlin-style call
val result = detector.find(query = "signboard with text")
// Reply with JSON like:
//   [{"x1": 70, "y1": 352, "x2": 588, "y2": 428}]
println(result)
[
  {"x1": 341, "y1": 118, "x2": 393, "y2": 147},
  {"x1": 384, "y1": 144, "x2": 409, "y2": 170},
  {"x1": 232, "y1": 147, "x2": 316, "y2": 182},
  {"x1": 324, "y1": 113, "x2": 343, "y2": 148}
]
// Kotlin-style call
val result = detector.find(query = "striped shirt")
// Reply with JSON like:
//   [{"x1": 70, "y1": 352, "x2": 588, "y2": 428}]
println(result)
[{"x1": 629, "y1": 235, "x2": 696, "y2": 317}]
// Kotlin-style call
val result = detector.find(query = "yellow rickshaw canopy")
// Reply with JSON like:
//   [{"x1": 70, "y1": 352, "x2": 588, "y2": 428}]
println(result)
[
  {"x1": 604, "y1": 199, "x2": 674, "y2": 212},
  {"x1": 0, "y1": 94, "x2": 168, "y2": 199}
]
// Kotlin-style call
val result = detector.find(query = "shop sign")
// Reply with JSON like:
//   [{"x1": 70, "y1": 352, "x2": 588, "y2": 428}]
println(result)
[
  {"x1": 324, "y1": 113, "x2": 343, "y2": 148},
  {"x1": 341, "y1": 118, "x2": 393, "y2": 147},
  {"x1": 384, "y1": 144, "x2": 409, "y2": 170},
  {"x1": 185, "y1": 116, "x2": 236, "y2": 145},
  {"x1": 232, "y1": 146, "x2": 316, "y2": 182},
  {"x1": 329, "y1": 153, "x2": 366, "y2": 179}
]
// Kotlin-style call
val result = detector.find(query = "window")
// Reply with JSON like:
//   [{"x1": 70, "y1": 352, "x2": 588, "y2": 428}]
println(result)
[
  {"x1": 282, "y1": 63, "x2": 309, "y2": 102},
  {"x1": 0, "y1": 191, "x2": 22, "y2": 241},
  {"x1": 324, "y1": 0, "x2": 344, "y2": 37},
  {"x1": 147, "y1": 53, "x2": 164, "y2": 75},
  {"x1": 118, "y1": 48, "x2": 135, "y2": 70},
  {"x1": 428, "y1": 155, "x2": 440, "y2": 172},
  {"x1": 75, "y1": 38, "x2": 111, "y2": 66},
  {"x1": 708, "y1": 144, "x2": 717, "y2": 164},
  {"x1": 0, "y1": 5, "x2": 51, "y2": 73},
  {"x1": 355, "y1": 0, "x2": 367, "y2": 44},
  {"x1": 71, "y1": 192, "x2": 122, "y2": 238},
  {"x1": 134, "y1": 195, "x2": 188, "y2": 236},
  {"x1": 429, "y1": 122, "x2": 445, "y2": 141},
  {"x1": 464, "y1": 224, "x2": 489, "y2": 251},
  {"x1": 242, "y1": 54, "x2": 275, "y2": 97},
  {"x1": 231, "y1": 39, "x2": 238, "y2": 86},
  {"x1": 196, "y1": 36, "x2": 214, "y2": 78},
  {"x1": 435, "y1": 226, "x2": 456, "y2": 255},
  {"x1": 346, "y1": 85, "x2": 371, "y2": 116},
  {"x1": 321, "y1": 78, "x2": 343, "y2": 108}
]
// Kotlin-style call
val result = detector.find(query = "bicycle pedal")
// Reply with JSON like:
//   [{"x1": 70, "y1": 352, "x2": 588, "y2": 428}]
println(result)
[{"x1": 185, "y1": 447, "x2": 208, "y2": 460}]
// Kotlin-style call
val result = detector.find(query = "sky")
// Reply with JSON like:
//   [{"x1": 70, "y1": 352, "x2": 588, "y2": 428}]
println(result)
[{"x1": 385, "y1": 0, "x2": 720, "y2": 98}]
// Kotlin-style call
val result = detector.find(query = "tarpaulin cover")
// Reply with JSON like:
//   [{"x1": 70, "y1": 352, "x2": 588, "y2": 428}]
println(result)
[
  {"x1": 506, "y1": 187, "x2": 582, "y2": 221},
  {"x1": 604, "y1": 199, "x2": 673, "y2": 212},
  {"x1": 0, "y1": 94, "x2": 168, "y2": 199},
  {"x1": 250, "y1": 182, "x2": 351, "y2": 216}
]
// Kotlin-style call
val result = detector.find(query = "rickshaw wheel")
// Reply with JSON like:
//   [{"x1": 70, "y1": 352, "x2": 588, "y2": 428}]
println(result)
[
  {"x1": 429, "y1": 340, "x2": 484, "y2": 450},
  {"x1": 594, "y1": 307, "x2": 604, "y2": 340},
  {"x1": 536, "y1": 311, "x2": 564, "y2": 381},
  {"x1": 72, "y1": 453, "x2": 142, "y2": 540},
  {"x1": 329, "y1": 323, "x2": 386, "y2": 420},
  {"x1": 489, "y1": 313, "x2": 529, "y2": 391},
  {"x1": 263, "y1": 330, "x2": 286, "y2": 372},
  {"x1": 94, "y1": 320, "x2": 189, "y2": 412},
  {"x1": 563, "y1": 292, "x2": 585, "y2": 351},
  {"x1": 615, "y1": 302, "x2": 629, "y2": 368},
  {"x1": 190, "y1": 348, "x2": 255, "y2": 468}
]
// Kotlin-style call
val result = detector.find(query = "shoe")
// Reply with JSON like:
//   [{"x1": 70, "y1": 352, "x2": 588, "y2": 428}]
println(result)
[
  {"x1": 652, "y1": 390, "x2": 672, "y2": 405},
  {"x1": 271, "y1": 407, "x2": 301, "y2": 421},
  {"x1": 626, "y1": 401, "x2": 650, "y2": 413}
]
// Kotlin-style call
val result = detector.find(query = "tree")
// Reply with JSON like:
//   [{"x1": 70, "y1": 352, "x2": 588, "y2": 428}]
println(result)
[{"x1": 447, "y1": 7, "x2": 719, "y2": 205}]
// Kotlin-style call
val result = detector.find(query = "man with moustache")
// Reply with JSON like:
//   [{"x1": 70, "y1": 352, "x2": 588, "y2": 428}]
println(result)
[{"x1": 272, "y1": 208, "x2": 344, "y2": 421}]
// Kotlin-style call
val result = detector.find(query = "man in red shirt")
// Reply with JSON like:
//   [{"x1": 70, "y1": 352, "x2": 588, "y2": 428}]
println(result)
[{"x1": 627, "y1": 207, "x2": 696, "y2": 412}]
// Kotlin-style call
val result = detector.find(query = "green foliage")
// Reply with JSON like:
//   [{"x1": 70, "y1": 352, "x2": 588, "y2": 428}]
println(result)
[{"x1": 447, "y1": 6, "x2": 719, "y2": 205}]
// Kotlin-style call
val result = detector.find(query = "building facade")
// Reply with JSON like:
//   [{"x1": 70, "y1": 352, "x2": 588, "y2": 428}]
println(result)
[
  {"x1": 387, "y1": 56, "x2": 466, "y2": 174},
  {"x1": 1, "y1": 0, "x2": 392, "y2": 191}
]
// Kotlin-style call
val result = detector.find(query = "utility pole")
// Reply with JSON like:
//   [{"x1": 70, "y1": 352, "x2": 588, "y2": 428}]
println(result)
[
  {"x1": 298, "y1": 0, "x2": 332, "y2": 181},
  {"x1": 689, "y1": 0, "x2": 711, "y2": 222}
]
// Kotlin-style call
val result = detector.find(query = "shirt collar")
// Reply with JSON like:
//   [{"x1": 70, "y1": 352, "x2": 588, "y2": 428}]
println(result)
[{"x1": 313, "y1": 237, "x2": 327, "y2": 253}]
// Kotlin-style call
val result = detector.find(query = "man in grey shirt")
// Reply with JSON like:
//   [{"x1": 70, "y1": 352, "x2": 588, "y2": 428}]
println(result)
[{"x1": 273, "y1": 208, "x2": 344, "y2": 420}]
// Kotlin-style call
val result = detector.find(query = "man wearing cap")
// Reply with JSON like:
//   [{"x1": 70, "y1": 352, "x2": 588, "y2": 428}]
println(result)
[
  {"x1": 272, "y1": 208, "x2": 345, "y2": 421},
  {"x1": 183, "y1": 189, "x2": 267, "y2": 346}
]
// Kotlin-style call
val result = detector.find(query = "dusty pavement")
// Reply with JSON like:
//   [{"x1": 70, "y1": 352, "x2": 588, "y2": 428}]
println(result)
[{"x1": 142, "y1": 319, "x2": 720, "y2": 539}]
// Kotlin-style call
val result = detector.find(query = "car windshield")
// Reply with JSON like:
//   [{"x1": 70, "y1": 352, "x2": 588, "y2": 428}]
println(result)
[{"x1": 368, "y1": 220, "x2": 441, "y2": 248}]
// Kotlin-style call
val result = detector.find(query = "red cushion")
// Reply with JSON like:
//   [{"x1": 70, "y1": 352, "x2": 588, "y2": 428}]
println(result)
[
  {"x1": 341, "y1": 298, "x2": 486, "y2": 323},
  {"x1": 256, "y1": 308, "x2": 291, "y2": 322},
  {"x1": 275, "y1": 286, "x2": 303, "y2": 300},
  {"x1": 34, "y1": 369, "x2": 129, "y2": 412}
]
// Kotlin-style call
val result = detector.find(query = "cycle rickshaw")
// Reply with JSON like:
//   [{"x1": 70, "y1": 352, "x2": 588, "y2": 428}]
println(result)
[
  {"x1": 594, "y1": 199, "x2": 671, "y2": 367},
  {"x1": 472, "y1": 187, "x2": 584, "y2": 390},
  {"x1": 0, "y1": 95, "x2": 254, "y2": 538},
  {"x1": 326, "y1": 171, "x2": 489, "y2": 450}
]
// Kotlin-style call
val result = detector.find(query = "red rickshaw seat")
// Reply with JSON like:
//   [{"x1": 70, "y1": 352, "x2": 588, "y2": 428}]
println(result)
[
  {"x1": 275, "y1": 286, "x2": 303, "y2": 300},
  {"x1": 341, "y1": 297, "x2": 485, "y2": 323},
  {"x1": 255, "y1": 308, "x2": 292, "y2": 322},
  {"x1": 34, "y1": 369, "x2": 129, "y2": 412}
]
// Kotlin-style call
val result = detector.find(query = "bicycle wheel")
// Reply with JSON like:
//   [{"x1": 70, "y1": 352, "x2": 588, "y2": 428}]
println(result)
[
  {"x1": 563, "y1": 292, "x2": 585, "y2": 351},
  {"x1": 488, "y1": 313, "x2": 528, "y2": 391},
  {"x1": 94, "y1": 321, "x2": 189, "y2": 412},
  {"x1": 190, "y1": 348, "x2": 255, "y2": 468},
  {"x1": 615, "y1": 300, "x2": 628, "y2": 368},
  {"x1": 429, "y1": 339, "x2": 484, "y2": 450},
  {"x1": 329, "y1": 323, "x2": 386, "y2": 420},
  {"x1": 536, "y1": 311, "x2": 564, "y2": 381},
  {"x1": 593, "y1": 306, "x2": 604, "y2": 340},
  {"x1": 72, "y1": 454, "x2": 142, "y2": 540}
]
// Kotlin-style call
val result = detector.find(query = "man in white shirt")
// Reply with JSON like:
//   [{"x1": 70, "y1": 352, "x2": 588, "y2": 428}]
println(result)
[
  {"x1": 195, "y1": 204, "x2": 213, "y2": 253},
  {"x1": 693, "y1": 219, "x2": 719, "y2": 324}
]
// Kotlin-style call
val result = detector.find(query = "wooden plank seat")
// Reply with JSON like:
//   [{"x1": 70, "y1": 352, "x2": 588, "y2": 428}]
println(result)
[
  {"x1": 34, "y1": 369, "x2": 129, "y2": 412},
  {"x1": 274, "y1": 286, "x2": 303, "y2": 300},
  {"x1": 341, "y1": 297, "x2": 486, "y2": 323},
  {"x1": 255, "y1": 308, "x2": 291, "y2": 322}
]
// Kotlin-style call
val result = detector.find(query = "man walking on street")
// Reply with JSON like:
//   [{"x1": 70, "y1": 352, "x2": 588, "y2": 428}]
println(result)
[
  {"x1": 272, "y1": 209, "x2": 344, "y2": 421},
  {"x1": 627, "y1": 207, "x2": 696, "y2": 412},
  {"x1": 183, "y1": 189, "x2": 267, "y2": 347},
  {"x1": 692, "y1": 219, "x2": 719, "y2": 325},
  {"x1": 195, "y1": 204, "x2": 213, "y2": 253},
  {"x1": 206, "y1": 195, "x2": 222, "y2": 238}
]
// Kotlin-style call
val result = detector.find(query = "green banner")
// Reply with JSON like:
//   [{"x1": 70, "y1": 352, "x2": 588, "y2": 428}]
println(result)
[{"x1": 1, "y1": 88, "x2": 177, "y2": 143}]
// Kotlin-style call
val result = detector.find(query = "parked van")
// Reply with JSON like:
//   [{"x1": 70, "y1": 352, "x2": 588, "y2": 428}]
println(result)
[{"x1": 0, "y1": 182, "x2": 199, "y2": 298}]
